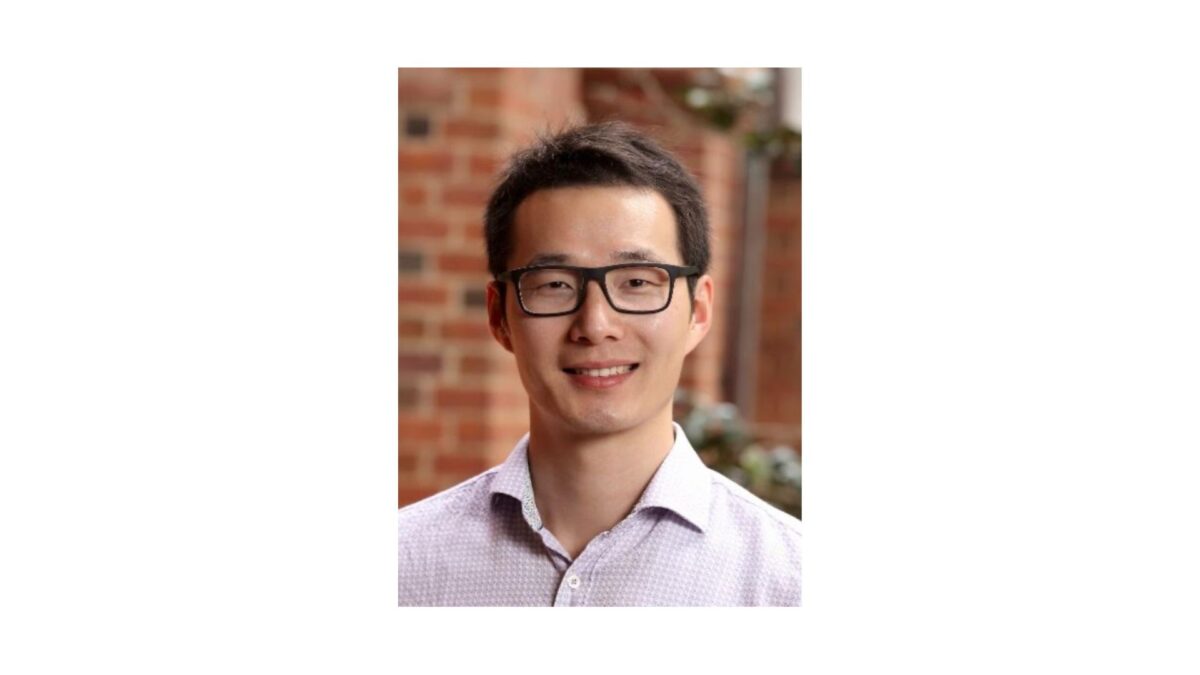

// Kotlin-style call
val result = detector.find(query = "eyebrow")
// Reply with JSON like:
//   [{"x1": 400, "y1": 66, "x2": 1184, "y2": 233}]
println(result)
[
  {"x1": 523, "y1": 253, "x2": 571, "y2": 267},
  {"x1": 611, "y1": 248, "x2": 661, "y2": 263},
  {"x1": 522, "y1": 248, "x2": 664, "y2": 267}
]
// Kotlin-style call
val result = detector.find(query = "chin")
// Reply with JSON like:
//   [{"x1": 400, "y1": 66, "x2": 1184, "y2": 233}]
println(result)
[
  {"x1": 548, "y1": 402, "x2": 645, "y2": 436},
  {"x1": 562, "y1": 410, "x2": 629, "y2": 435}
]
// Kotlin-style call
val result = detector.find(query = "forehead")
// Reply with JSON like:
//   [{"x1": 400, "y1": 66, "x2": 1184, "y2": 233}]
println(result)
[{"x1": 509, "y1": 186, "x2": 680, "y2": 266}]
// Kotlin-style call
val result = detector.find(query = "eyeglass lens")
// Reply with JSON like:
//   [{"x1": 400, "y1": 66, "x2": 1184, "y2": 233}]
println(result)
[{"x1": 518, "y1": 266, "x2": 672, "y2": 314}]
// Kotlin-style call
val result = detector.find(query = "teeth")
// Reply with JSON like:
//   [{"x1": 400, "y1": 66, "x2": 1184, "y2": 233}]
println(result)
[{"x1": 574, "y1": 365, "x2": 634, "y2": 377}]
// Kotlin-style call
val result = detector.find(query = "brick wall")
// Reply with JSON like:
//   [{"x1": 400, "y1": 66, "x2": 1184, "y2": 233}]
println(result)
[
  {"x1": 399, "y1": 68, "x2": 785, "y2": 507},
  {"x1": 752, "y1": 161, "x2": 802, "y2": 447},
  {"x1": 398, "y1": 68, "x2": 586, "y2": 505}
]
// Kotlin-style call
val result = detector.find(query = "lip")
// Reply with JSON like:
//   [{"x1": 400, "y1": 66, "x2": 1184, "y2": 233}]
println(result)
[
  {"x1": 562, "y1": 360, "x2": 639, "y2": 370},
  {"x1": 562, "y1": 361, "x2": 639, "y2": 390}
]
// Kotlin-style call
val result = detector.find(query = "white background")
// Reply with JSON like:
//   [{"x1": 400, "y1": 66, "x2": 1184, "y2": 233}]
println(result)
[{"x1": 1, "y1": 1, "x2": 1198, "y2": 673}]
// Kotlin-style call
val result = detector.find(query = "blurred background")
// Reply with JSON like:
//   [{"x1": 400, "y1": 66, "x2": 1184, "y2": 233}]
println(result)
[{"x1": 398, "y1": 68, "x2": 801, "y2": 517}]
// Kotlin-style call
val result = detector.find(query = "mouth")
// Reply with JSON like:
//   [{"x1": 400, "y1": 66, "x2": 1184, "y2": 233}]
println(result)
[
  {"x1": 562, "y1": 363, "x2": 639, "y2": 377},
  {"x1": 562, "y1": 363, "x2": 640, "y2": 389}
]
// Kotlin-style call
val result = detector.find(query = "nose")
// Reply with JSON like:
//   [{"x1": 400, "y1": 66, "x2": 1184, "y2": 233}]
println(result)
[{"x1": 568, "y1": 279, "x2": 623, "y2": 344}]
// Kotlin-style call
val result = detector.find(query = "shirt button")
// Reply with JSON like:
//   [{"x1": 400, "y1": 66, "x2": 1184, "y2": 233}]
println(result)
[{"x1": 566, "y1": 574, "x2": 581, "y2": 589}]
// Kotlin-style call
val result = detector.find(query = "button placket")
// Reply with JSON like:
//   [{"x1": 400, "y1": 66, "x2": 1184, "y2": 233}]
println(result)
[
  {"x1": 552, "y1": 566, "x2": 584, "y2": 606},
  {"x1": 553, "y1": 524, "x2": 627, "y2": 605}
]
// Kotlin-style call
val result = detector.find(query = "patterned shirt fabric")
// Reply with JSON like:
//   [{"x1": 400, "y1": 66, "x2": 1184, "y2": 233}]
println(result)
[{"x1": 397, "y1": 423, "x2": 802, "y2": 606}]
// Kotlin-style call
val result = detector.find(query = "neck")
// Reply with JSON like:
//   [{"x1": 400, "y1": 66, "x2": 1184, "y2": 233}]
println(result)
[{"x1": 526, "y1": 408, "x2": 676, "y2": 559}]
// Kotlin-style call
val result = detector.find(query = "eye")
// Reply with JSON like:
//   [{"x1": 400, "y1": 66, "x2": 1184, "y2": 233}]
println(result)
[
  {"x1": 622, "y1": 276, "x2": 661, "y2": 289},
  {"x1": 529, "y1": 279, "x2": 575, "y2": 294}
]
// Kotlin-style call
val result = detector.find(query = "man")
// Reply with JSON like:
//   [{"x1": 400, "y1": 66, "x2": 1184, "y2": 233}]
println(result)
[{"x1": 398, "y1": 122, "x2": 801, "y2": 606}]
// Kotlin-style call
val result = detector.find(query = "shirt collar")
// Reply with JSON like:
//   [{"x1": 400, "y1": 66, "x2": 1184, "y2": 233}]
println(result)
[
  {"x1": 489, "y1": 433, "x2": 544, "y2": 531},
  {"x1": 630, "y1": 423, "x2": 712, "y2": 532},
  {"x1": 489, "y1": 422, "x2": 712, "y2": 534}
]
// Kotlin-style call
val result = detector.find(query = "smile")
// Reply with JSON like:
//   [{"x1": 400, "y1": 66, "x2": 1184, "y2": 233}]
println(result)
[
  {"x1": 562, "y1": 363, "x2": 640, "y2": 389},
  {"x1": 563, "y1": 364, "x2": 639, "y2": 377}
]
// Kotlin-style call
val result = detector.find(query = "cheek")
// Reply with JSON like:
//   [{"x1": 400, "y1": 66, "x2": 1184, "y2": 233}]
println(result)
[
  {"x1": 639, "y1": 311, "x2": 692, "y2": 356},
  {"x1": 510, "y1": 322, "x2": 563, "y2": 365},
  {"x1": 642, "y1": 311, "x2": 670, "y2": 330}
]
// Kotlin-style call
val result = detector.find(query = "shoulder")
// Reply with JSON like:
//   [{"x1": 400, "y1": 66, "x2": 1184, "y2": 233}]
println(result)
[
  {"x1": 703, "y1": 469, "x2": 803, "y2": 604},
  {"x1": 397, "y1": 468, "x2": 503, "y2": 606},
  {"x1": 706, "y1": 469, "x2": 803, "y2": 539},
  {"x1": 397, "y1": 468, "x2": 500, "y2": 539}
]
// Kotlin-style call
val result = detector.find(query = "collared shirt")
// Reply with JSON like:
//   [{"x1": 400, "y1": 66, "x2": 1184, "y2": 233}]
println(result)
[{"x1": 397, "y1": 423, "x2": 802, "y2": 606}]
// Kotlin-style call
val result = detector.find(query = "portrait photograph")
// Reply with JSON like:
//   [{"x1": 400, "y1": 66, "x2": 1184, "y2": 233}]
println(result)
[{"x1": 397, "y1": 68, "x2": 802, "y2": 606}]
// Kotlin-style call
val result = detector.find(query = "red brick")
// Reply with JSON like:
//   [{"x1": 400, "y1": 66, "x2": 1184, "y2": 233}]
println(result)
[
  {"x1": 398, "y1": 149, "x2": 453, "y2": 174},
  {"x1": 455, "y1": 419, "x2": 528, "y2": 444},
  {"x1": 457, "y1": 419, "x2": 489, "y2": 442},
  {"x1": 460, "y1": 354, "x2": 492, "y2": 375},
  {"x1": 434, "y1": 454, "x2": 490, "y2": 475},
  {"x1": 398, "y1": 352, "x2": 443, "y2": 374},
  {"x1": 767, "y1": 214, "x2": 798, "y2": 232},
  {"x1": 435, "y1": 387, "x2": 488, "y2": 408},
  {"x1": 445, "y1": 118, "x2": 500, "y2": 140},
  {"x1": 469, "y1": 154, "x2": 502, "y2": 176},
  {"x1": 398, "y1": 385, "x2": 420, "y2": 409},
  {"x1": 399, "y1": 486, "x2": 435, "y2": 507},
  {"x1": 398, "y1": 454, "x2": 418, "y2": 472},
  {"x1": 398, "y1": 283, "x2": 447, "y2": 305},
  {"x1": 398, "y1": 217, "x2": 448, "y2": 238},
  {"x1": 490, "y1": 390, "x2": 527, "y2": 409},
  {"x1": 441, "y1": 320, "x2": 492, "y2": 341},
  {"x1": 468, "y1": 86, "x2": 503, "y2": 108},
  {"x1": 398, "y1": 319, "x2": 424, "y2": 337},
  {"x1": 462, "y1": 222, "x2": 486, "y2": 241},
  {"x1": 437, "y1": 252, "x2": 487, "y2": 274},
  {"x1": 399, "y1": 415, "x2": 442, "y2": 441},
  {"x1": 397, "y1": 78, "x2": 453, "y2": 105},
  {"x1": 449, "y1": 67, "x2": 499, "y2": 76},
  {"x1": 444, "y1": 185, "x2": 492, "y2": 208},
  {"x1": 400, "y1": 185, "x2": 427, "y2": 206}
]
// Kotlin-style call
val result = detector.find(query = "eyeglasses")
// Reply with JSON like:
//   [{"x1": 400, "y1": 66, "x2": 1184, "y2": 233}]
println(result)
[{"x1": 496, "y1": 263, "x2": 700, "y2": 317}]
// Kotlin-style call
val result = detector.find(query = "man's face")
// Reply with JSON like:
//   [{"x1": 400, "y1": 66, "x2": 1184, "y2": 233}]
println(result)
[{"x1": 487, "y1": 185, "x2": 714, "y2": 438}]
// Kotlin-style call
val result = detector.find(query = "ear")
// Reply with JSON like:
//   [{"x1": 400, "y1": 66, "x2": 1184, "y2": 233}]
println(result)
[
  {"x1": 684, "y1": 274, "x2": 714, "y2": 356},
  {"x1": 486, "y1": 281, "x2": 514, "y2": 353}
]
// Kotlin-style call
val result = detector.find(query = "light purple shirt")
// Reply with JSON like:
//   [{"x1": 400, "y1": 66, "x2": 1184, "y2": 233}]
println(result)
[{"x1": 397, "y1": 423, "x2": 802, "y2": 606}]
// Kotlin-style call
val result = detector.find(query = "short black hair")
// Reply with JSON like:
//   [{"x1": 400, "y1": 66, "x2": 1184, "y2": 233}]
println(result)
[{"x1": 484, "y1": 122, "x2": 711, "y2": 287}]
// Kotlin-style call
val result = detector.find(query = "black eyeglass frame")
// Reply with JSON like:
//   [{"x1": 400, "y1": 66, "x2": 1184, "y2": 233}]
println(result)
[{"x1": 495, "y1": 262, "x2": 700, "y2": 317}]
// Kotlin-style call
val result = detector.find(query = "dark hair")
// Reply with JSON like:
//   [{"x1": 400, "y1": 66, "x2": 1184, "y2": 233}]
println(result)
[{"x1": 484, "y1": 122, "x2": 711, "y2": 289}]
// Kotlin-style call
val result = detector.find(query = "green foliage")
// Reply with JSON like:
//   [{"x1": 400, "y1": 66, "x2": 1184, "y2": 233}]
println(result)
[
  {"x1": 680, "y1": 84, "x2": 745, "y2": 130},
  {"x1": 674, "y1": 390, "x2": 802, "y2": 519},
  {"x1": 675, "y1": 72, "x2": 802, "y2": 174},
  {"x1": 744, "y1": 127, "x2": 803, "y2": 175}
]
